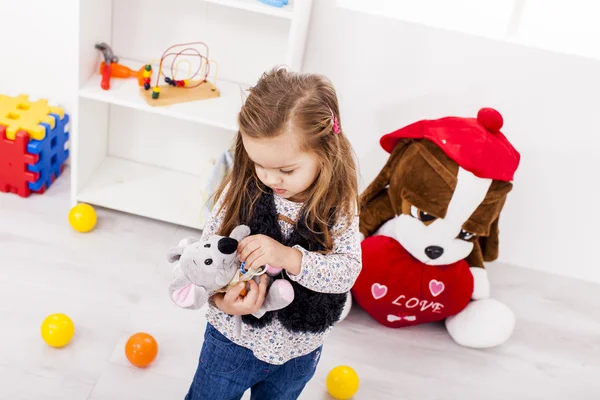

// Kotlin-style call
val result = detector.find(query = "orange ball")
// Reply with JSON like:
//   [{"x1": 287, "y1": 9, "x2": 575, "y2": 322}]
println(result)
[{"x1": 125, "y1": 332, "x2": 158, "y2": 368}]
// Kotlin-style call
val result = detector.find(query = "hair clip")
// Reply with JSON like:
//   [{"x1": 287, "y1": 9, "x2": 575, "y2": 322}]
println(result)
[{"x1": 329, "y1": 107, "x2": 341, "y2": 134}]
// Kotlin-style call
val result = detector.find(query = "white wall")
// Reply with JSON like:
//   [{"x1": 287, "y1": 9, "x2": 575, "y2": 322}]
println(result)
[
  {"x1": 0, "y1": 0, "x2": 597, "y2": 284},
  {"x1": 303, "y1": 1, "x2": 600, "y2": 284},
  {"x1": 0, "y1": 0, "x2": 77, "y2": 114}
]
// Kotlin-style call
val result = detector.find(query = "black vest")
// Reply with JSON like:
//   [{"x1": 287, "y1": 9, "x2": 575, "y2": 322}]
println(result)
[{"x1": 240, "y1": 182, "x2": 347, "y2": 333}]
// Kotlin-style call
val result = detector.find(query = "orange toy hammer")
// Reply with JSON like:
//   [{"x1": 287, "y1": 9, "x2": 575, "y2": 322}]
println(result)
[
  {"x1": 95, "y1": 43, "x2": 118, "y2": 90},
  {"x1": 99, "y1": 61, "x2": 147, "y2": 86}
]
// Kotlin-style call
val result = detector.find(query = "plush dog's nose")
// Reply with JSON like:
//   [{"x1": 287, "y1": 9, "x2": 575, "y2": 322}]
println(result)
[
  {"x1": 218, "y1": 237, "x2": 238, "y2": 255},
  {"x1": 424, "y1": 246, "x2": 444, "y2": 260}
]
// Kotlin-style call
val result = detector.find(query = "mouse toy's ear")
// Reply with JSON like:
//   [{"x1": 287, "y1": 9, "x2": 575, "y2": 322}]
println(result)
[
  {"x1": 178, "y1": 237, "x2": 200, "y2": 247},
  {"x1": 167, "y1": 237, "x2": 200, "y2": 263},
  {"x1": 230, "y1": 225, "x2": 251, "y2": 242},
  {"x1": 169, "y1": 275, "x2": 209, "y2": 309}
]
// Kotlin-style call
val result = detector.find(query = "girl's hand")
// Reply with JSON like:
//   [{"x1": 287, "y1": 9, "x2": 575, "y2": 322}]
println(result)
[
  {"x1": 213, "y1": 275, "x2": 268, "y2": 315},
  {"x1": 238, "y1": 234, "x2": 302, "y2": 274}
]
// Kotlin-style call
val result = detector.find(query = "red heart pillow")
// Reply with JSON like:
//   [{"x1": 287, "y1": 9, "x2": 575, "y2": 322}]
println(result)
[{"x1": 352, "y1": 235, "x2": 474, "y2": 328}]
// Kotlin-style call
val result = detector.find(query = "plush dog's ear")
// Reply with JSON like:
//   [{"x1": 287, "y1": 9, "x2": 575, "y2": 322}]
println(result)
[
  {"x1": 230, "y1": 225, "x2": 251, "y2": 242},
  {"x1": 359, "y1": 139, "x2": 412, "y2": 209},
  {"x1": 466, "y1": 216, "x2": 500, "y2": 268},
  {"x1": 167, "y1": 237, "x2": 200, "y2": 263},
  {"x1": 480, "y1": 216, "x2": 500, "y2": 262},
  {"x1": 465, "y1": 181, "x2": 512, "y2": 266},
  {"x1": 359, "y1": 139, "x2": 413, "y2": 237}
]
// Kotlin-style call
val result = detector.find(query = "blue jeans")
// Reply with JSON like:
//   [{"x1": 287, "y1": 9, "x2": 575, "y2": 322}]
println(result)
[{"x1": 185, "y1": 323, "x2": 322, "y2": 400}]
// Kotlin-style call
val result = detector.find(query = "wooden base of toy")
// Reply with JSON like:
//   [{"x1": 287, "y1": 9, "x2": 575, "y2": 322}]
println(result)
[{"x1": 139, "y1": 80, "x2": 220, "y2": 107}]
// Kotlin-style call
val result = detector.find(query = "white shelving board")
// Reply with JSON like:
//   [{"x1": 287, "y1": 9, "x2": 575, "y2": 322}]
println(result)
[
  {"x1": 79, "y1": 59, "x2": 244, "y2": 132},
  {"x1": 77, "y1": 157, "x2": 210, "y2": 230},
  {"x1": 205, "y1": 0, "x2": 294, "y2": 19}
]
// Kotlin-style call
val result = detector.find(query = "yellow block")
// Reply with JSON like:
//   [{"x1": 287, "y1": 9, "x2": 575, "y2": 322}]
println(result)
[{"x1": 0, "y1": 94, "x2": 64, "y2": 140}]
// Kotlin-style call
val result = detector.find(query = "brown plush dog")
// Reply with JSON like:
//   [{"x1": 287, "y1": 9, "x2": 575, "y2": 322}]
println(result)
[{"x1": 354, "y1": 108, "x2": 520, "y2": 348}]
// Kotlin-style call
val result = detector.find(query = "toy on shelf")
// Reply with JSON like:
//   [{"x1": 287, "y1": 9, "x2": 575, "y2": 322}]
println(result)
[
  {"x1": 140, "y1": 42, "x2": 220, "y2": 107},
  {"x1": 94, "y1": 42, "x2": 149, "y2": 88},
  {"x1": 141, "y1": 64, "x2": 152, "y2": 90},
  {"x1": 258, "y1": 0, "x2": 289, "y2": 7},
  {"x1": 99, "y1": 61, "x2": 148, "y2": 86},
  {"x1": 95, "y1": 43, "x2": 118, "y2": 90},
  {"x1": 0, "y1": 94, "x2": 69, "y2": 197}
]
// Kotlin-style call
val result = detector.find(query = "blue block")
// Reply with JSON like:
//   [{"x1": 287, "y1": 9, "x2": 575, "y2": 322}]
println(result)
[
  {"x1": 26, "y1": 113, "x2": 70, "y2": 192},
  {"x1": 257, "y1": 0, "x2": 287, "y2": 7}
]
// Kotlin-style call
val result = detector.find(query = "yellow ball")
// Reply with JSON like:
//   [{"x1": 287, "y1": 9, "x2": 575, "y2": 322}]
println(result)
[
  {"x1": 69, "y1": 203, "x2": 97, "y2": 233},
  {"x1": 326, "y1": 366, "x2": 359, "y2": 400},
  {"x1": 41, "y1": 313, "x2": 75, "y2": 348}
]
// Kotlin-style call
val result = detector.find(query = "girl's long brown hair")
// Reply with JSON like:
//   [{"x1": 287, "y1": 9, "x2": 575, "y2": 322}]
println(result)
[{"x1": 213, "y1": 67, "x2": 359, "y2": 251}]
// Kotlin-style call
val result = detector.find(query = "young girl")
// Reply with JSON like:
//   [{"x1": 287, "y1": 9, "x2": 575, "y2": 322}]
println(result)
[{"x1": 184, "y1": 67, "x2": 362, "y2": 400}]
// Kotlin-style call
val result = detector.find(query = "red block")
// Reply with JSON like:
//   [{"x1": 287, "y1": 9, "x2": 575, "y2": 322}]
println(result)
[{"x1": 0, "y1": 126, "x2": 40, "y2": 197}]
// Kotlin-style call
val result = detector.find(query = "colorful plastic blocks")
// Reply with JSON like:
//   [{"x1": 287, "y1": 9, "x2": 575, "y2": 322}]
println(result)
[{"x1": 0, "y1": 94, "x2": 69, "y2": 197}]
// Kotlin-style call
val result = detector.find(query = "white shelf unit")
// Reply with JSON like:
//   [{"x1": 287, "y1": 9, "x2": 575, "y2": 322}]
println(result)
[{"x1": 73, "y1": 0, "x2": 313, "y2": 230}]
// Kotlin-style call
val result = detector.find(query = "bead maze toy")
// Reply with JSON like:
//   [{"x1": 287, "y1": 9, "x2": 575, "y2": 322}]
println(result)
[
  {"x1": 139, "y1": 42, "x2": 220, "y2": 107},
  {"x1": 0, "y1": 94, "x2": 69, "y2": 197}
]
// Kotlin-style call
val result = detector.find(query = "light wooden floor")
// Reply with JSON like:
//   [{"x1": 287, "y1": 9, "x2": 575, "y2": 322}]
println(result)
[{"x1": 1, "y1": 169, "x2": 599, "y2": 400}]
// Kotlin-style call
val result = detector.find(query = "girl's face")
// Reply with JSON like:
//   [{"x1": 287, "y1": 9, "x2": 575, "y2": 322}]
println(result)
[{"x1": 242, "y1": 129, "x2": 319, "y2": 202}]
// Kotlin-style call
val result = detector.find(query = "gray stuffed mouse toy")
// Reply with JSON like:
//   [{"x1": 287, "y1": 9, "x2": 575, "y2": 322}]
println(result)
[{"x1": 167, "y1": 224, "x2": 295, "y2": 335}]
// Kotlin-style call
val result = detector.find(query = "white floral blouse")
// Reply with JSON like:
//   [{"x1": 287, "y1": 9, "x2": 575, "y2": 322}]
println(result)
[{"x1": 201, "y1": 186, "x2": 362, "y2": 365}]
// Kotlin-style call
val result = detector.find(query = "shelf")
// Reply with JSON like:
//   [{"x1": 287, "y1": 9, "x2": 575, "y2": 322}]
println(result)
[
  {"x1": 76, "y1": 157, "x2": 210, "y2": 230},
  {"x1": 73, "y1": 0, "x2": 312, "y2": 230},
  {"x1": 78, "y1": 59, "x2": 244, "y2": 131},
  {"x1": 205, "y1": 0, "x2": 293, "y2": 19}
]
